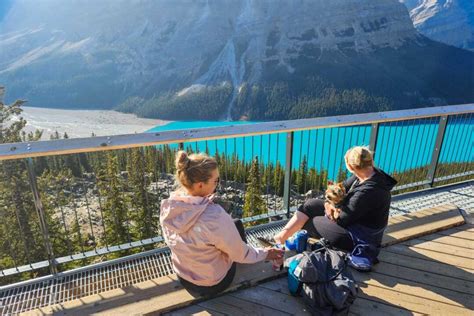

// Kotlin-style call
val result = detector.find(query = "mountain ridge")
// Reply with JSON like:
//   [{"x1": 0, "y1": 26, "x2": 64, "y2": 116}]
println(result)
[{"x1": 0, "y1": 0, "x2": 473, "y2": 120}]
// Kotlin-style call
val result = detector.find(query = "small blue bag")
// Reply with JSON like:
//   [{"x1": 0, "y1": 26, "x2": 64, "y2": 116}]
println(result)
[{"x1": 285, "y1": 255, "x2": 303, "y2": 295}]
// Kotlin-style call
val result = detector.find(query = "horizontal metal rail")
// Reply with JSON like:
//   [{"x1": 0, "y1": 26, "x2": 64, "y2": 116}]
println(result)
[{"x1": 0, "y1": 104, "x2": 472, "y2": 160}]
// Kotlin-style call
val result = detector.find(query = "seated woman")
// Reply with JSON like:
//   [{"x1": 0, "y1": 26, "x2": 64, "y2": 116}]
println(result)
[
  {"x1": 274, "y1": 146, "x2": 397, "y2": 263},
  {"x1": 160, "y1": 151, "x2": 283, "y2": 296}
]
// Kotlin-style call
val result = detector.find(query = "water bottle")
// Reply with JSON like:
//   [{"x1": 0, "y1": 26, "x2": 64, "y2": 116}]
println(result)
[
  {"x1": 295, "y1": 230, "x2": 308, "y2": 253},
  {"x1": 272, "y1": 244, "x2": 285, "y2": 271}
]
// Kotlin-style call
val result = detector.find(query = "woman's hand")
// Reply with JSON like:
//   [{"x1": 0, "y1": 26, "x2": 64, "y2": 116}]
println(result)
[
  {"x1": 265, "y1": 247, "x2": 285, "y2": 261},
  {"x1": 324, "y1": 202, "x2": 337, "y2": 221},
  {"x1": 273, "y1": 230, "x2": 288, "y2": 245}
]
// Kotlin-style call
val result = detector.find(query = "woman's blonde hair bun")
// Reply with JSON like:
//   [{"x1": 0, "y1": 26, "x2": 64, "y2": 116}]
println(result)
[{"x1": 345, "y1": 146, "x2": 374, "y2": 170}]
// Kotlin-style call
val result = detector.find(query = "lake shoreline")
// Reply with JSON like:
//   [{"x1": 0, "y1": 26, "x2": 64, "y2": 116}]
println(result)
[{"x1": 16, "y1": 106, "x2": 171, "y2": 139}]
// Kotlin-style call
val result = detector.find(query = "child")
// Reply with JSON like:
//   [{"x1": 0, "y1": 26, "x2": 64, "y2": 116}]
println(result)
[{"x1": 160, "y1": 151, "x2": 283, "y2": 296}]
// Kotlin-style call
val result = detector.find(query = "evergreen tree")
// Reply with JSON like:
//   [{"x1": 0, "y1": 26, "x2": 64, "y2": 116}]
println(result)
[
  {"x1": 97, "y1": 152, "x2": 130, "y2": 248},
  {"x1": 243, "y1": 157, "x2": 267, "y2": 218},
  {"x1": 295, "y1": 155, "x2": 308, "y2": 193}
]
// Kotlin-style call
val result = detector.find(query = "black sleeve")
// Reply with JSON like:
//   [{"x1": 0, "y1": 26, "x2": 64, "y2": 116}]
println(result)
[
  {"x1": 343, "y1": 175, "x2": 357, "y2": 192},
  {"x1": 336, "y1": 190, "x2": 372, "y2": 228}
]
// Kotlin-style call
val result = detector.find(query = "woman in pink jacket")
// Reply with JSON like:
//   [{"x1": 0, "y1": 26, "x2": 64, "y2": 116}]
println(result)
[{"x1": 160, "y1": 151, "x2": 283, "y2": 296}]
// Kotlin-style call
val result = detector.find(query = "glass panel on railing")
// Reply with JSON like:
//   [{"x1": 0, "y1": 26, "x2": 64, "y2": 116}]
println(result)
[
  {"x1": 289, "y1": 125, "x2": 371, "y2": 210},
  {"x1": 435, "y1": 113, "x2": 474, "y2": 184}
]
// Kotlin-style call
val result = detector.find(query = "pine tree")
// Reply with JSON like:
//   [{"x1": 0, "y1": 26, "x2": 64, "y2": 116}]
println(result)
[
  {"x1": 295, "y1": 155, "x2": 308, "y2": 193},
  {"x1": 243, "y1": 157, "x2": 267, "y2": 219},
  {"x1": 97, "y1": 152, "x2": 130, "y2": 248},
  {"x1": 127, "y1": 148, "x2": 156, "y2": 241}
]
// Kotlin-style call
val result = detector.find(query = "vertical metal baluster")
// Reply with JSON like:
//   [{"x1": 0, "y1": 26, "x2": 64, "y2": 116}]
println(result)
[
  {"x1": 304, "y1": 130, "x2": 312, "y2": 194},
  {"x1": 438, "y1": 114, "x2": 458, "y2": 181},
  {"x1": 405, "y1": 119, "x2": 421, "y2": 186},
  {"x1": 383, "y1": 122, "x2": 398, "y2": 174},
  {"x1": 166, "y1": 146, "x2": 172, "y2": 197},
  {"x1": 242, "y1": 137, "x2": 246, "y2": 186},
  {"x1": 26, "y1": 158, "x2": 57, "y2": 274},
  {"x1": 266, "y1": 134, "x2": 271, "y2": 212},
  {"x1": 151, "y1": 147, "x2": 162, "y2": 235},
  {"x1": 224, "y1": 138, "x2": 228, "y2": 186},
  {"x1": 396, "y1": 120, "x2": 410, "y2": 186},
  {"x1": 369, "y1": 123, "x2": 379, "y2": 157},
  {"x1": 275, "y1": 133, "x2": 280, "y2": 211},
  {"x1": 140, "y1": 147, "x2": 153, "y2": 240},
  {"x1": 392, "y1": 121, "x2": 405, "y2": 177},
  {"x1": 419, "y1": 118, "x2": 434, "y2": 183},
  {"x1": 75, "y1": 155, "x2": 96, "y2": 251},
  {"x1": 251, "y1": 135, "x2": 254, "y2": 162},
  {"x1": 120, "y1": 157, "x2": 132, "y2": 244},
  {"x1": 354, "y1": 124, "x2": 360, "y2": 146},
  {"x1": 96, "y1": 175, "x2": 109, "y2": 251},
  {"x1": 55, "y1": 179, "x2": 73, "y2": 255},
  {"x1": 412, "y1": 119, "x2": 426, "y2": 184},
  {"x1": 333, "y1": 128, "x2": 340, "y2": 181},
  {"x1": 318, "y1": 128, "x2": 326, "y2": 192},
  {"x1": 326, "y1": 128, "x2": 333, "y2": 181},
  {"x1": 283, "y1": 132, "x2": 294, "y2": 218},
  {"x1": 387, "y1": 121, "x2": 398, "y2": 176},
  {"x1": 426, "y1": 115, "x2": 448, "y2": 187},
  {"x1": 462, "y1": 113, "x2": 473, "y2": 174},
  {"x1": 452, "y1": 114, "x2": 469, "y2": 177},
  {"x1": 298, "y1": 131, "x2": 304, "y2": 198}
]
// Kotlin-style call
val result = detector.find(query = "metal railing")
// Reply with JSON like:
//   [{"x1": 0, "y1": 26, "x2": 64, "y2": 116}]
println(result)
[{"x1": 0, "y1": 104, "x2": 472, "y2": 284}]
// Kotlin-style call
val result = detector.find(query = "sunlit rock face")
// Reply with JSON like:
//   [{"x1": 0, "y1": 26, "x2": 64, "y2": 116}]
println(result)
[
  {"x1": 0, "y1": 0, "x2": 472, "y2": 120},
  {"x1": 400, "y1": 0, "x2": 474, "y2": 50}
]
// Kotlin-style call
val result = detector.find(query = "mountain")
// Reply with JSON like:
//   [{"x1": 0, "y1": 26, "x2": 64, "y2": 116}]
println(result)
[
  {"x1": 0, "y1": 0, "x2": 473, "y2": 121},
  {"x1": 400, "y1": 0, "x2": 474, "y2": 50}
]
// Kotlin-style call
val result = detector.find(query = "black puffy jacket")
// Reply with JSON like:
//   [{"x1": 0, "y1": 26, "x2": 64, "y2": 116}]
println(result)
[{"x1": 336, "y1": 168, "x2": 397, "y2": 230}]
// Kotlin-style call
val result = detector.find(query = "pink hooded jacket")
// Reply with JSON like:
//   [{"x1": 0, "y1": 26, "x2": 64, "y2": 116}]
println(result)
[{"x1": 160, "y1": 192, "x2": 268, "y2": 286}]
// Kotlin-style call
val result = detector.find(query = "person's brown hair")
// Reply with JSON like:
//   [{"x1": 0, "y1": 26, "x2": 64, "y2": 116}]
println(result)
[
  {"x1": 344, "y1": 146, "x2": 374, "y2": 170},
  {"x1": 175, "y1": 150, "x2": 218, "y2": 189}
]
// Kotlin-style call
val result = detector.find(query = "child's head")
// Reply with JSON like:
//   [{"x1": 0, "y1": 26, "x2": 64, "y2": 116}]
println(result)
[
  {"x1": 175, "y1": 150, "x2": 219, "y2": 196},
  {"x1": 344, "y1": 146, "x2": 374, "y2": 172}
]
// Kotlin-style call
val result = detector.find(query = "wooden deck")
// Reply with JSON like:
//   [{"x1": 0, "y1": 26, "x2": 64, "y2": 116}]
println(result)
[
  {"x1": 26, "y1": 205, "x2": 470, "y2": 315},
  {"x1": 169, "y1": 224, "x2": 474, "y2": 316}
]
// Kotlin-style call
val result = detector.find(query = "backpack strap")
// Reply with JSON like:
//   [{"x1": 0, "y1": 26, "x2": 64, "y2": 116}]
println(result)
[{"x1": 304, "y1": 247, "x2": 348, "y2": 283}]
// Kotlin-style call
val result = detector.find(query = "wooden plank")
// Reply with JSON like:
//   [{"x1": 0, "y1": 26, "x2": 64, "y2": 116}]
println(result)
[
  {"x1": 382, "y1": 205, "x2": 465, "y2": 246},
  {"x1": 377, "y1": 250, "x2": 474, "y2": 282},
  {"x1": 356, "y1": 283, "x2": 472, "y2": 315},
  {"x1": 350, "y1": 297, "x2": 421, "y2": 316},
  {"x1": 228, "y1": 284, "x2": 311, "y2": 315},
  {"x1": 417, "y1": 233, "x2": 473, "y2": 249},
  {"x1": 165, "y1": 304, "x2": 226, "y2": 316},
  {"x1": 437, "y1": 228, "x2": 474, "y2": 241},
  {"x1": 197, "y1": 295, "x2": 291, "y2": 316},
  {"x1": 258, "y1": 277, "x2": 291, "y2": 296},
  {"x1": 401, "y1": 238, "x2": 474, "y2": 259},
  {"x1": 453, "y1": 225, "x2": 474, "y2": 233},
  {"x1": 27, "y1": 260, "x2": 286, "y2": 316},
  {"x1": 370, "y1": 261, "x2": 474, "y2": 295},
  {"x1": 385, "y1": 244, "x2": 474, "y2": 270},
  {"x1": 353, "y1": 270, "x2": 474, "y2": 309}
]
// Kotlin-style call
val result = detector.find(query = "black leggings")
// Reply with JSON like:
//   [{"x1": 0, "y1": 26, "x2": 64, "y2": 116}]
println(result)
[
  {"x1": 298, "y1": 198, "x2": 354, "y2": 251},
  {"x1": 178, "y1": 219, "x2": 246, "y2": 297}
]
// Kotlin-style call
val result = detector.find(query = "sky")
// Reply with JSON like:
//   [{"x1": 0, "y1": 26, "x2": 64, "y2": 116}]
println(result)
[{"x1": 0, "y1": 0, "x2": 13, "y2": 22}]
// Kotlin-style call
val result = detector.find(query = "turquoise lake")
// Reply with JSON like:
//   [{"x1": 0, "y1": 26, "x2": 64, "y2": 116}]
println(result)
[{"x1": 148, "y1": 117, "x2": 472, "y2": 180}]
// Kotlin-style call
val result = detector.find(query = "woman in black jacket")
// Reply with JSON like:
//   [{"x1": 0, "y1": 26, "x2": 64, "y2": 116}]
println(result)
[{"x1": 274, "y1": 146, "x2": 397, "y2": 260}]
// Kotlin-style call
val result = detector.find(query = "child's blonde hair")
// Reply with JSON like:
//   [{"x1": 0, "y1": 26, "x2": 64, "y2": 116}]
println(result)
[
  {"x1": 175, "y1": 151, "x2": 218, "y2": 189},
  {"x1": 344, "y1": 146, "x2": 374, "y2": 170}
]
